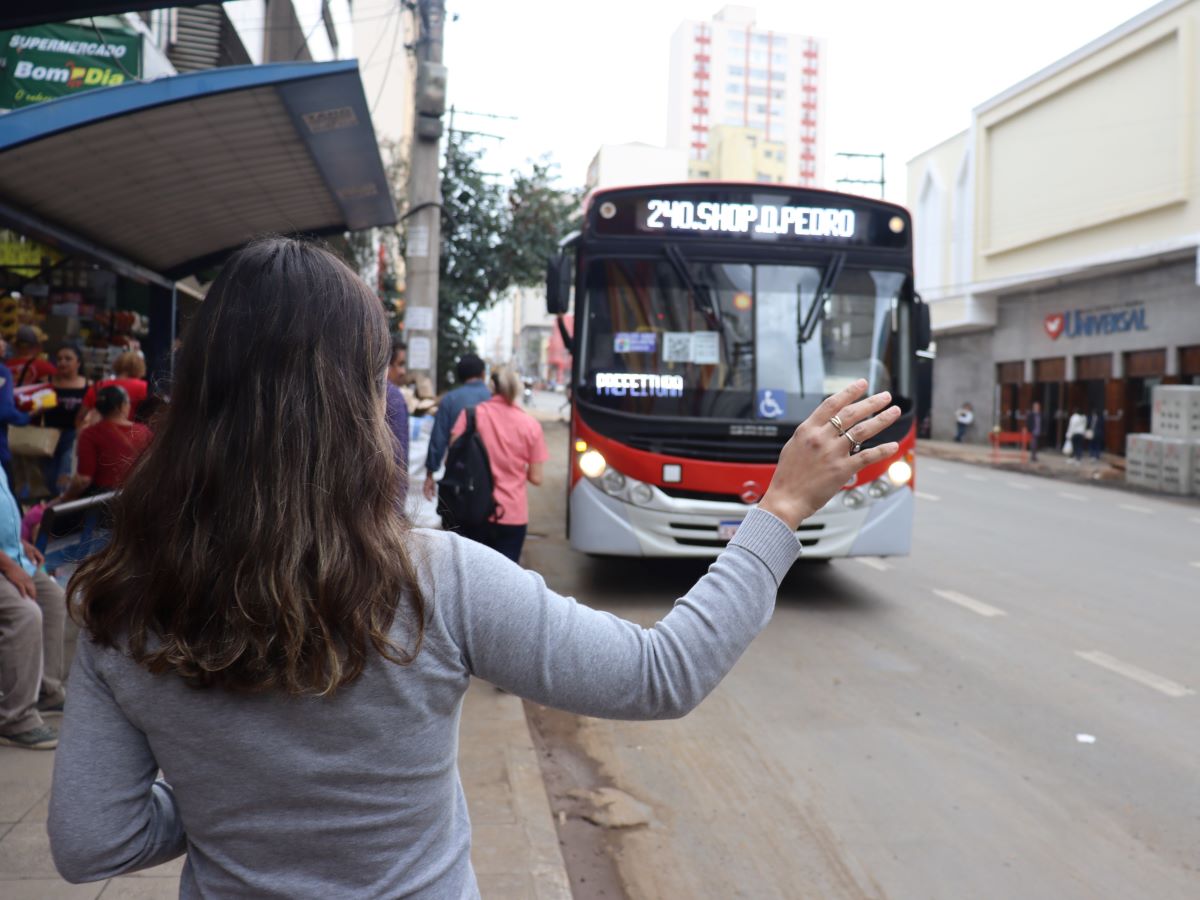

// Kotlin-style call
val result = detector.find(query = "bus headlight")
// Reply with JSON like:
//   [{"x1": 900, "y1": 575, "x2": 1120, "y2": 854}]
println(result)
[
  {"x1": 578, "y1": 449, "x2": 607, "y2": 479},
  {"x1": 887, "y1": 459, "x2": 913, "y2": 487},
  {"x1": 867, "y1": 478, "x2": 891, "y2": 499},
  {"x1": 630, "y1": 483, "x2": 655, "y2": 506},
  {"x1": 842, "y1": 489, "x2": 866, "y2": 509},
  {"x1": 600, "y1": 468, "x2": 627, "y2": 495}
]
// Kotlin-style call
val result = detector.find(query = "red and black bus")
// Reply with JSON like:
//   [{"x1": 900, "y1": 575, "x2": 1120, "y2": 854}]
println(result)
[{"x1": 546, "y1": 182, "x2": 929, "y2": 558}]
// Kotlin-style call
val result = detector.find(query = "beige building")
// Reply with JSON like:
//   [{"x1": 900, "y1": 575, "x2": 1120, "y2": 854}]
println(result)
[
  {"x1": 687, "y1": 124, "x2": 787, "y2": 183},
  {"x1": 909, "y1": 0, "x2": 1200, "y2": 452}
]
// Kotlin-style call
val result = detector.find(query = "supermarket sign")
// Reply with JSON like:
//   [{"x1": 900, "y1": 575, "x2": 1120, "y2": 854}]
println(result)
[{"x1": 0, "y1": 22, "x2": 141, "y2": 109}]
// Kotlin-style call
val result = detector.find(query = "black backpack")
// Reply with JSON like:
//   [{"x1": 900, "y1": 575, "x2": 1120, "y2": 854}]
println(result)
[{"x1": 437, "y1": 407, "x2": 497, "y2": 531}]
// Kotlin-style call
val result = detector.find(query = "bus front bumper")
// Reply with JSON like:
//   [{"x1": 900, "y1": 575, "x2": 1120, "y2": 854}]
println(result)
[{"x1": 569, "y1": 478, "x2": 913, "y2": 559}]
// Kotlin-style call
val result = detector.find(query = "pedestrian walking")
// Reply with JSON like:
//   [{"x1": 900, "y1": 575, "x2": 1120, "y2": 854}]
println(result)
[
  {"x1": 386, "y1": 336, "x2": 409, "y2": 502},
  {"x1": 1066, "y1": 408, "x2": 1088, "y2": 463},
  {"x1": 46, "y1": 237, "x2": 902, "y2": 896},
  {"x1": 0, "y1": 465, "x2": 66, "y2": 751},
  {"x1": 0, "y1": 337, "x2": 31, "y2": 489},
  {"x1": 450, "y1": 366, "x2": 548, "y2": 563},
  {"x1": 954, "y1": 402, "x2": 974, "y2": 442},
  {"x1": 422, "y1": 352, "x2": 491, "y2": 502},
  {"x1": 41, "y1": 344, "x2": 90, "y2": 495},
  {"x1": 1088, "y1": 409, "x2": 1105, "y2": 460},
  {"x1": 1027, "y1": 400, "x2": 1043, "y2": 461}
]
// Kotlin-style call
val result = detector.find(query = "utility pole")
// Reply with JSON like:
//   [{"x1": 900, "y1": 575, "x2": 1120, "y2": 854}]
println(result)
[
  {"x1": 834, "y1": 151, "x2": 886, "y2": 199},
  {"x1": 404, "y1": 0, "x2": 447, "y2": 386}
]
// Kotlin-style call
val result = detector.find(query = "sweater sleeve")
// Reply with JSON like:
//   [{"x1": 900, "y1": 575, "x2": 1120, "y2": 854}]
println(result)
[
  {"x1": 434, "y1": 507, "x2": 799, "y2": 719},
  {"x1": 48, "y1": 635, "x2": 186, "y2": 883}
]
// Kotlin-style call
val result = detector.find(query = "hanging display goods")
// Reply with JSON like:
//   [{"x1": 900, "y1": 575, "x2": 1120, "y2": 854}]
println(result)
[{"x1": 0, "y1": 22, "x2": 142, "y2": 109}]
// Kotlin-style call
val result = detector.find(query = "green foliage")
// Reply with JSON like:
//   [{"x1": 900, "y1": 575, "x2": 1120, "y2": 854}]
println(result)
[{"x1": 434, "y1": 133, "x2": 579, "y2": 389}]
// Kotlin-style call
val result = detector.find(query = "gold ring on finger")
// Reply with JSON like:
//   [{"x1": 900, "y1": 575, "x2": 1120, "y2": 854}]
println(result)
[
  {"x1": 844, "y1": 431, "x2": 862, "y2": 454},
  {"x1": 829, "y1": 414, "x2": 846, "y2": 435}
]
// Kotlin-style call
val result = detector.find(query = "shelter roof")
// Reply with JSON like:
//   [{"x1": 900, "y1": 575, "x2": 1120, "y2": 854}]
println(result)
[{"x1": 0, "y1": 60, "x2": 395, "y2": 281}]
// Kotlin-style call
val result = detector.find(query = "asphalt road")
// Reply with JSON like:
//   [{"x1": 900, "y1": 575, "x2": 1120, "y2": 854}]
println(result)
[{"x1": 523, "y1": 423, "x2": 1200, "y2": 900}]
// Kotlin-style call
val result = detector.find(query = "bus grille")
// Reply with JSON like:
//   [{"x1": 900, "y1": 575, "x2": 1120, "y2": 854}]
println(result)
[{"x1": 624, "y1": 434, "x2": 786, "y2": 463}]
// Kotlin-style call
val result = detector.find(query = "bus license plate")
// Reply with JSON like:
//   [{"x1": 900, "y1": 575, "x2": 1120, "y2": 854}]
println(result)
[{"x1": 718, "y1": 520, "x2": 741, "y2": 541}]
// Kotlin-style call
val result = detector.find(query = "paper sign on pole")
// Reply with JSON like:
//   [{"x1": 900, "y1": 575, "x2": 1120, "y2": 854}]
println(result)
[{"x1": 408, "y1": 336, "x2": 432, "y2": 370}]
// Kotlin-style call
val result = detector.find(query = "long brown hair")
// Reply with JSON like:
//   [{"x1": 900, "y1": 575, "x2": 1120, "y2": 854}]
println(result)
[{"x1": 70, "y1": 237, "x2": 424, "y2": 695}]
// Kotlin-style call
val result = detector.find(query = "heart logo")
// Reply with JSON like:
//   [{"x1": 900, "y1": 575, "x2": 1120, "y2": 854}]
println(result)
[{"x1": 1044, "y1": 314, "x2": 1065, "y2": 340}]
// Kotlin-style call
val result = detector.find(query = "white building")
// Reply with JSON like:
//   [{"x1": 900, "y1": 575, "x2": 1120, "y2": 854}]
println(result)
[
  {"x1": 479, "y1": 285, "x2": 560, "y2": 381},
  {"x1": 666, "y1": 4, "x2": 826, "y2": 187},
  {"x1": 585, "y1": 143, "x2": 688, "y2": 192}
]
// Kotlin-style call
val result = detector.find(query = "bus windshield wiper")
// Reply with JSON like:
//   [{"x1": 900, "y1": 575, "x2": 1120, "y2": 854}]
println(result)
[
  {"x1": 799, "y1": 252, "x2": 846, "y2": 343},
  {"x1": 663, "y1": 243, "x2": 718, "y2": 325}
]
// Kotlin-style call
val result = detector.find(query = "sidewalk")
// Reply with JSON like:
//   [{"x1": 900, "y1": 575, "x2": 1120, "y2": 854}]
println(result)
[
  {"x1": 921, "y1": 437, "x2": 1142, "y2": 490},
  {"x1": 0, "y1": 656, "x2": 570, "y2": 898}
]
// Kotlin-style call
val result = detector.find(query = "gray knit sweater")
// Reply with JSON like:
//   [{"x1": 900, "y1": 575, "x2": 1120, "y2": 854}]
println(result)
[{"x1": 48, "y1": 508, "x2": 799, "y2": 898}]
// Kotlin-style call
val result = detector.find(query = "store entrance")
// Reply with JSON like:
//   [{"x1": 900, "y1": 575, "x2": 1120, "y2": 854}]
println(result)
[
  {"x1": 995, "y1": 361, "x2": 1024, "y2": 432},
  {"x1": 1123, "y1": 349, "x2": 1166, "y2": 438},
  {"x1": 1070, "y1": 353, "x2": 1112, "y2": 456},
  {"x1": 1033, "y1": 357, "x2": 1066, "y2": 449}
]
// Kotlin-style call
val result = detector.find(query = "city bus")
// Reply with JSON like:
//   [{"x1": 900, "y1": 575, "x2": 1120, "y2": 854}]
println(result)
[{"x1": 545, "y1": 183, "x2": 930, "y2": 559}]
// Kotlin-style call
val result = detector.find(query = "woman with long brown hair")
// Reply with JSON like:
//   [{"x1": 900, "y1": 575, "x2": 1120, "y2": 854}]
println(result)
[{"x1": 47, "y1": 237, "x2": 901, "y2": 897}]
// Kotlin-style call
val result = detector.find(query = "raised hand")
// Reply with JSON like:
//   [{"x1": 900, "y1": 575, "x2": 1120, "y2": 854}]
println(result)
[{"x1": 758, "y1": 379, "x2": 901, "y2": 530}]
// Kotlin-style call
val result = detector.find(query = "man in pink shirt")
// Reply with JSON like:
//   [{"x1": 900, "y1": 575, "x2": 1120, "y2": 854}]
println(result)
[{"x1": 449, "y1": 367, "x2": 548, "y2": 562}]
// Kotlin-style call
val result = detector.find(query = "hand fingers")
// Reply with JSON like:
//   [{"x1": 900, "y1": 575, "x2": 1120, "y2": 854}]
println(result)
[
  {"x1": 846, "y1": 404, "x2": 902, "y2": 444},
  {"x1": 811, "y1": 379, "x2": 868, "y2": 424},
  {"x1": 852, "y1": 442, "x2": 900, "y2": 471},
  {"x1": 836, "y1": 390, "x2": 895, "y2": 432}
]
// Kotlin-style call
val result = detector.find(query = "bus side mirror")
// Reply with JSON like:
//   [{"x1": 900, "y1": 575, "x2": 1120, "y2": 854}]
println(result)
[
  {"x1": 913, "y1": 295, "x2": 931, "y2": 352},
  {"x1": 546, "y1": 253, "x2": 572, "y2": 315}
]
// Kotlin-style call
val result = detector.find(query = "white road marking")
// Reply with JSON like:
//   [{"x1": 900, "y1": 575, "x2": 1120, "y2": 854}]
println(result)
[
  {"x1": 1118, "y1": 504, "x2": 1154, "y2": 515},
  {"x1": 964, "y1": 473, "x2": 989, "y2": 482},
  {"x1": 915, "y1": 491, "x2": 940, "y2": 502},
  {"x1": 855, "y1": 557, "x2": 891, "y2": 572},
  {"x1": 932, "y1": 589, "x2": 1007, "y2": 618},
  {"x1": 1057, "y1": 492, "x2": 1087, "y2": 502},
  {"x1": 1075, "y1": 651, "x2": 1195, "y2": 698},
  {"x1": 1005, "y1": 481, "x2": 1032, "y2": 491},
  {"x1": 1190, "y1": 562, "x2": 1200, "y2": 570}
]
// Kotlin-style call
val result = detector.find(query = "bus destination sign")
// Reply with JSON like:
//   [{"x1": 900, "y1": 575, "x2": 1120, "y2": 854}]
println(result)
[
  {"x1": 644, "y1": 199, "x2": 855, "y2": 239},
  {"x1": 590, "y1": 189, "x2": 909, "y2": 248}
]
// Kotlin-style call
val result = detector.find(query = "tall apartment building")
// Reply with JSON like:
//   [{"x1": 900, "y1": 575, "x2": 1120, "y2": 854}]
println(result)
[{"x1": 667, "y1": 4, "x2": 825, "y2": 186}]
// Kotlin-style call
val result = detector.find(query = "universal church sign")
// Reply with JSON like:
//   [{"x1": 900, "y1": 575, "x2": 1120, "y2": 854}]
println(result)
[{"x1": 1043, "y1": 303, "x2": 1149, "y2": 341}]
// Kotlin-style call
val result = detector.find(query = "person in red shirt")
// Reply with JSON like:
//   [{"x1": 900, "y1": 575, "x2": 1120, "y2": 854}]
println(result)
[
  {"x1": 448, "y1": 366, "x2": 548, "y2": 563},
  {"x1": 58, "y1": 385, "x2": 152, "y2": 502},
  {"x1": 79, "y1": 351, "x2": 148, "y2": 427},
  {"x1": 7, "y1": 326, "x2": 57, "y2": 387}
]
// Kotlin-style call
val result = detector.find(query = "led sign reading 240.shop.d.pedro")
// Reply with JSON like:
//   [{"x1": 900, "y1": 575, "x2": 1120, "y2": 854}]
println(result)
[{"x1": 642, "y1": 199, "x2": 856, "y2": 238}]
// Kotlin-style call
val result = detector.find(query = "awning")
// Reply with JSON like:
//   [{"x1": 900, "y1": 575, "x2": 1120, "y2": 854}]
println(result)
[{"x1": 0, "y1": 60, "x2": 396, "y2": 280}]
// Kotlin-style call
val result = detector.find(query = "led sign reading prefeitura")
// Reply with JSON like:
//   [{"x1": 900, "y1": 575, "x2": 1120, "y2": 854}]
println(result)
[
  {"x1": 595, "y1": 372, "x2": 684, "y2": 398},
  {"x1": 643, "y1": 199, "x2": 856, "y2": 238}
]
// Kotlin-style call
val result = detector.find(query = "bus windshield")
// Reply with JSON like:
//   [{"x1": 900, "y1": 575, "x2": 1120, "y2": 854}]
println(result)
[{"x1": 578, "y1": 256, "x2": 909, "y2": 422}]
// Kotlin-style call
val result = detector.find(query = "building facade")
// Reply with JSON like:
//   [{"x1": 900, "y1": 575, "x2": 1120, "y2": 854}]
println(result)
[
  {"x1": 909, "y1": 0, "x2": 1200, "y2": 452},
  {"x1": 585, "y1": 143, "x2": 688, "y2": 192},
  {"x1": 666, "y1": 4, "x2": 825, "y2": 187},
  {"x1": 686, "y1": 123, "x2": 787, "y2": 182}
]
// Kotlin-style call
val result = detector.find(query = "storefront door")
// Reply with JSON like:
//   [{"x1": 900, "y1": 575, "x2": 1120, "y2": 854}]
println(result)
[
  {"x1": 996, "y1": 361, "x2": 1024, "y2": 431},
  {"x1": 1123, "y1": 349, "x2": 1166, "y2": 438},
  {"x1": 1181, "y1": 345, "x2": 1200, "y2": 386},
  {"x1": 1072, "y1": 353, "x2": 1112, "y2": 455},
  {"x1": 1034, "y1": 357, "x2": 1066, "y2": 449}
]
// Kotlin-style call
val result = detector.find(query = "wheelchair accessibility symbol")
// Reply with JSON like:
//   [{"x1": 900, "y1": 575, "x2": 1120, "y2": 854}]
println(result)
[{"x1": 756, "y1": 389, "x2": 785, "y2": 419}]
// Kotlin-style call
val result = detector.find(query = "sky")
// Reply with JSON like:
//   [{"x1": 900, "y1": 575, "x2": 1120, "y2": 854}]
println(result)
[{"x1": 434, "y1": 0, "x2": 1161, "y2": 203}]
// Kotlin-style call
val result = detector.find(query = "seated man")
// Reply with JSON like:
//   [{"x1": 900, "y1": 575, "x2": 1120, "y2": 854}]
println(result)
[{"x1": 0, "y1": 467, "x2": 66, "y2": 750}]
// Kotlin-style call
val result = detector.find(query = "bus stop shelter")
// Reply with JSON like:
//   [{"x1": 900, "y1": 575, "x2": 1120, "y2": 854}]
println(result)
[{"x1": 0, "y1": 59, "x2": 397, "y2": 377}]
